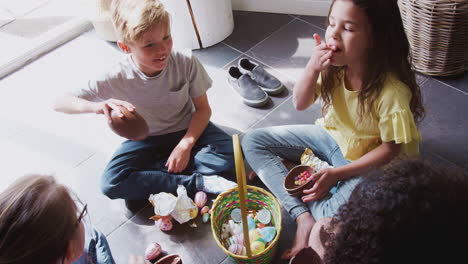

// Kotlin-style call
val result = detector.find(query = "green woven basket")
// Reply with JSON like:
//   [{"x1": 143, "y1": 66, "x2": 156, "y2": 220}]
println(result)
[
  {"x1": 211, "y1": 186, "x2": 282, "y2": 264},
  {"x1": 211, "y1": 135, "x2": 283, "y2": 264}
]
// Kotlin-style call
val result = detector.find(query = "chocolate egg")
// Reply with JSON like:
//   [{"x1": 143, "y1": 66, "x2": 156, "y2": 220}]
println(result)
[
  {"x1": 194, "y1": 191, "x2": 207, "y2": 208},
  {"x1": 202, "y1": 213, "x2": 210, "y2": 223},
  {"x1": 144, "y1": 242, "x2": 162, "y2": 261},
  {"x1": 158, "y1": 216, "x2": 173, "y2": 231},
  {"x1": 200, "y1": 205, "x2": 210, "y2": 215},
  {"x1": 109, "y1": 106, "x2": 149, "y2": 141}
]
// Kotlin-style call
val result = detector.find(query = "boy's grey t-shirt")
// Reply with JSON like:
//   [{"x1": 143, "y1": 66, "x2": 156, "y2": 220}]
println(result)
[{"x1": 75, "y1": 49, "x2": 212, "y2": 136}]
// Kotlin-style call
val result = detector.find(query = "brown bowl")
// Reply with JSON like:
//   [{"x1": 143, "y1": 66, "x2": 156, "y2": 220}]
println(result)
[{"x1": 284, "y1": 165, "x2": 316, "y2": 197}]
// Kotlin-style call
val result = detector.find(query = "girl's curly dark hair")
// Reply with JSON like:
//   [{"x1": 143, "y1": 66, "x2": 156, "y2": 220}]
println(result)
[{"x1": 324, "y1": 159, "x2": 468, "y2": 264}]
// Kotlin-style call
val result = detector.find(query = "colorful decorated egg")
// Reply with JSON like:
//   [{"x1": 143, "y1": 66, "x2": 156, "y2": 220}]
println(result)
[
  {"x1": 247, "y1": 215, "x2": 256, "y2": 230},
  {"x1": 144, "y1": 242, "x2": 162, "y2": 261},
  {"x1": 189, "y1": 207, "x2": 198, "y2": 219},
  {"x1": 158, "y1": 216, "x2": 173, "y2": 231},
  {"x1": 257, "y1": 209, "x2": 271, "y2": 225},
  {"x1": 228, "y1": 244, "x2": 244, "y2": 255},
  {"x1": 249, "y1": 229, "x2": 262, "y2": 242},
  {"x1": 230, "y1": 208, "x2": 242, "y2": 222},
  {"x1": 259, "y1": 226, "x2": 276, "y2": 243},
  {"x1": 202, "y1": 213, "x2": 210, "y2": 223},
  {"x1": 200, "y1": 205, "x2": 210, "y2": 215},
  {"x1": 194, "y1": 191, "x2": 207, "y2": 208},
  {"x1": 235, "y1": 233, "x2": 244, "y2": 246},
  {"x1": 250, "y1": 241, "x2": 265, "y2": 255}
]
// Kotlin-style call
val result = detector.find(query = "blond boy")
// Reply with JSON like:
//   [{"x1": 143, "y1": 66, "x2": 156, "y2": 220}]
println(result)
[{"x1": 53, "y1": 0, "x2": 235, "y2": 204}]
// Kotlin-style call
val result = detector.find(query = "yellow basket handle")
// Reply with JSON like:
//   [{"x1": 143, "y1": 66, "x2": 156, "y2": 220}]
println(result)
[{"x1": 232, "y1": 134, "x2": 252, "y2": 257}]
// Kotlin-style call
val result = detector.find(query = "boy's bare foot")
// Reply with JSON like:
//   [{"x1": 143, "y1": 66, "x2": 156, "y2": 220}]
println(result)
[{"x1": 281, "y1": 213, "x2": 316, "y2": 259}]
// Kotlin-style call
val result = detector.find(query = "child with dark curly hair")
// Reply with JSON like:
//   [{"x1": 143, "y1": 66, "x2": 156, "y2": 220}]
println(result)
[
  {"x1": 242, "y1": 0, "x2": 424, "y2": 258},
  {"x1": 299, "y1": 159, "x2": 468, "y2": 264}
]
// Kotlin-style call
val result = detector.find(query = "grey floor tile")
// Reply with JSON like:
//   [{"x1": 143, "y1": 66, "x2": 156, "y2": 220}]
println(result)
[
  {"x1": 247, "y1": 19, "x2": 325, "y2": 81},
  {"x1": 249, "y1": 97, "x2": 322, "y2": 130},
  {"x1": 207, "y1": 58, "x2": 294, "y2": 132},
  {"x1": 193, "y1": 42, "x2": 241, "y2": 69},
  {"x1": 0, "y1": 15, "x2": 70, "y2": 38},
  {"x1": 9, "y1": 127, "x2": 96, "y2": 168},
  {"x1": 420, "y1": 148, "x2": 467, "y2": 173},
  {"x1": 223, "y1": 11, "x2": 294, "y2": 52},
  {"x1": 64, "y1": 152, "x2": 133, "y2": 236},
  {"x1": 107, "y1": 204, "x2": 227, "y2": 264},
  {"x1": 297, "y1": 15, "x2": 327, "y2": 30},
  {"x1": 433, "y1": 71, "x2": 468, "y2": 94},
  {"x1": 419, "y1": 78, "x2": 468, "y2": 168},
  {"x1": 416, "y1": 73, "x2": 428, "y2": 85}
]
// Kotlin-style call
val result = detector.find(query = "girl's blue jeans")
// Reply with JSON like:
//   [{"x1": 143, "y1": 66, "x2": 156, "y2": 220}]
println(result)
[
  {"x1": 101, "y1": 122, "x2": 234, "y2": 200},
  {"x1": 241, "y1": 125, "x2": 361, "y2": 220}
]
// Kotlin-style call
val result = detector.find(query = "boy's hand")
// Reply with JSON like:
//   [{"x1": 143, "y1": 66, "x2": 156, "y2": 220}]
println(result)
[
  {"x1": 166, "y1": 140, "x2": 192, "y2": 174},
  {"x1": 301, "y1": 168, "x2": 339, "y2": 202},
  {"x1": 94, "y1": 99, "x2": 135, "y2": 123},
  {"x1": 306, "y1": 34, "x2": 333, "y2": 72}
]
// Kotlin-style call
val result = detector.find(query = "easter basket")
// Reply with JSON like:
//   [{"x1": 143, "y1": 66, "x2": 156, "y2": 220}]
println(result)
[{"x1": 211, "y1": 135, "x2": 282, "y2": 264}]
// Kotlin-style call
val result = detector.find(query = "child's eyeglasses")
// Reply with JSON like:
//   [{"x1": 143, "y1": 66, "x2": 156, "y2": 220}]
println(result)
[{"x1": 76, "y1": 203, "x2": 88, "y2": 227}]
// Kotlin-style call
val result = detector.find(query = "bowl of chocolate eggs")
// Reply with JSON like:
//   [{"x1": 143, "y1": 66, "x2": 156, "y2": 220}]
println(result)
[{"x1": 283, "y1": 165, "x2": 316, "y2": 197}]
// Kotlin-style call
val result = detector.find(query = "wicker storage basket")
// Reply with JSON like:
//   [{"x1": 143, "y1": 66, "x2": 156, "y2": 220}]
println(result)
[{"x1": 398, "y1": 0, "x2": 468, "y2": 76}]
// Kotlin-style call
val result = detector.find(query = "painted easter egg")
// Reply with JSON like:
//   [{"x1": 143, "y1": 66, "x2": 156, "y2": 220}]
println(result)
[
  {"x1": 194, "y1": 191, "x2": 207, "y2": 208},
  {"x1": 257, "y1": 209, "x2": 271, "y2": 225},
  {"x1": 189, "y1": 207, "x2": 198, "y2": 219},
  {"x1": 202, "y1": 213, "x2": 210, "y2": 223},
  {"x1": 230, "y1": 208, "x2": 242, "y2": 222},
  {"x1": 158, "y1": 216, "x2": 173, "y2": 231},
  {"x1": 144, "y1": 242, "x2": 162, "y2": 261},
  {"x1": 259, "y1": 226, "x2": 276, "y2": 243},
  {"x1": 250, "y1": 241, "x2": 265, "y2": 255},
  {"x1": 249, "y1": 229, "x2": 262, "y2": 242},
  {"x1": 235, "y1": 233, "x2": 244, "y2": 246},
  {"x1": 228, "y1": 244, "x2": 244, "y2": 255},
  {"x1": 200, "y1": 205, "x2": 210, "y2": 215},
  {"x1": 247, "y1": 215, "x2": 256, "y2": 230}
]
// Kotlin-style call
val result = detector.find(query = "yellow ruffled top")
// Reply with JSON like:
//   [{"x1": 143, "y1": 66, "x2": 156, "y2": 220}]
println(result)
[{"x1": 314, "y1": 72, "x2": 421, "y2": 161}]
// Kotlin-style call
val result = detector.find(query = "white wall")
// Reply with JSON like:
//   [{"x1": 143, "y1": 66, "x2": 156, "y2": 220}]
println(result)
[{"x1": 232, "y1": 0, "x2": 331, "y2": 16}]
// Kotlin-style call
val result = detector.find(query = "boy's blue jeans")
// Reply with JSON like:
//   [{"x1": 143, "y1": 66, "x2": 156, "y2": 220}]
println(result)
[
  {"x1": 241, "y1": 125, "x2": 361, "y2": 220},
  {"x1": 101, "y1": 122, "x2": 234, "y2": 200}
]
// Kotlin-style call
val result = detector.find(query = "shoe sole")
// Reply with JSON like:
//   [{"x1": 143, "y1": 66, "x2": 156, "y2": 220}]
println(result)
[
  {"x1": 227, "y1": 80, "x2": 269, "y2": 107},
  {"x1": 238, "y1": 66, "x2": 285, "y2": 95},
  {"x1": 259, "y1": 83, "x2": 285, "y2": 95}
]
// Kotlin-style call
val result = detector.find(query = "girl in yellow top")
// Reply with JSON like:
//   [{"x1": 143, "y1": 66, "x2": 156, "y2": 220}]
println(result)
[{"x1": 241, "y1": 0, "x2": 424, "y2": 260}]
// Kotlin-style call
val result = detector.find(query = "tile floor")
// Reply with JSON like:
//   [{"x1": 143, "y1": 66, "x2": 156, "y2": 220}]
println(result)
[{"x1": 1, "y1": 10, "x2": 467, "y2": 264}]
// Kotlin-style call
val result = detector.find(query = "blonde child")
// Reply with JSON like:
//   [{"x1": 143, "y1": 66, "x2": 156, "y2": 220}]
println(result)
[
  {"x1": 0, "y1": 174, "x2": 115, "y2": 264},
  {"x1": 241, "y1": 0, "x2": 424, "y2": 259},
  {"x1": 53, "y1": 0, "x2": 236, "y2": 203}
]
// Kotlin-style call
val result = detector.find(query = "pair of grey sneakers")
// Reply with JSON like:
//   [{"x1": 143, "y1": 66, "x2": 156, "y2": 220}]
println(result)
[{"x1": 227, "y1": 58, "x2": 285, "y2": 107}]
